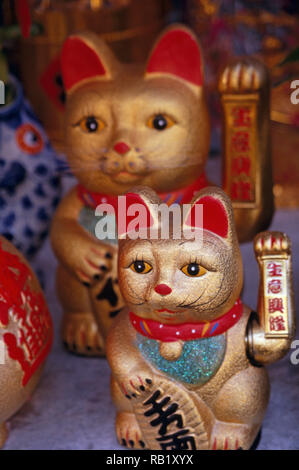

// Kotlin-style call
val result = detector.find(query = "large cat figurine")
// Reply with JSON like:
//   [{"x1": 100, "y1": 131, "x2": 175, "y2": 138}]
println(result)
[
  {"x1": 51, "y1": 25, "x2": 273, "y2": 355},
  {"x1": 107, "y1": 186, "x2": 295, "y2": 450}
]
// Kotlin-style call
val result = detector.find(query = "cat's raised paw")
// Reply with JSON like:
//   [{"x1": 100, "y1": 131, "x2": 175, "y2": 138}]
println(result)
[
  {"x1": 254, "y1": 231, "x2": 291, "y2": 258},
  {"x1": 116, "y1": 412, "x2": 146, "y2": 449},
  {"x1": 219, "y1": 58, "x2": 268, "y2": 94},
  {"x1": 62, "y1": 311, "x2": 105, "y2": 356}
]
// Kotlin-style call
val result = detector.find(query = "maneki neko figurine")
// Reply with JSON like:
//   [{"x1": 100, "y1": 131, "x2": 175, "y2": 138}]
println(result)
[
  {"x1": 51, "y1": 24, "x2": 273, "y2": 356},
  {"x1": 0, "y1": 236, "x2": 53, "y2": 447},
  {"x1": 107, "y1": 186, "x2": 295, "y2": 450}
]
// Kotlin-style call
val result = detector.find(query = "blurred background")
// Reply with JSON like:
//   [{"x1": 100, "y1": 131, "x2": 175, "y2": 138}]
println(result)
[{"x1": 1, "y1": 0, "x2": 299, "y2": 212}]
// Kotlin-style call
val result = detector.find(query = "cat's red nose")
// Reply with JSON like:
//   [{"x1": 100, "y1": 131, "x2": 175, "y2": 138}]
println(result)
[
  {"x1": 155, "y1": 284, "x2": 172, "y2": 296},
  {"x1": 114, "y1": 142, "x2": 130, "y2": 155}
]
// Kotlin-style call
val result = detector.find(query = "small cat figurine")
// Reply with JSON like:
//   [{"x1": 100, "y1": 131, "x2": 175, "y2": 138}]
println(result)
[
  {"x1": 51, "y1": 24, "x2": 273, "y2": 356},
  {"x1": 107, "y1": 186, "x2": 295, "y2": 450}
]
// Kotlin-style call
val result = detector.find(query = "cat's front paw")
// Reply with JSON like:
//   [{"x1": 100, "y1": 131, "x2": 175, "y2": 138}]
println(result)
[
  {"x1": 218, "y1": 58, "x2": 268, "y2": 94},
  {"x1": 121, "y1": 372, "x2": 154, "y2": 400},
  {"x1": 74, "y1": 241, "x2": 114, "y2": 286},
  {"x1": 210, "y1": 422, "x2": 253, "y2": 450},
  {"x1": 62, "y1": 311, "x2": 105, "y2": 356},
  {"x1": 116, "y1": 412, "x2": 146, "y2": 449},
  {"x1": 254, "y1": 231, "x2": 291, "y2": 259}
]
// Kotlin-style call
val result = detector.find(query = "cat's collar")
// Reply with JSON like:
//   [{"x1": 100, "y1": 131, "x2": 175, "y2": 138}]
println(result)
[
  {"x1": 129, "y1": 299, "x2": 243, "y2": 342},
  {"x1": 77, "y1": 173, "x2": 208, "y2": 209}
]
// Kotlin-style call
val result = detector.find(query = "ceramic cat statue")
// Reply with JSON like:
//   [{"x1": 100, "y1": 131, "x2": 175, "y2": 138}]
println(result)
[
  {"x1": 107, "y1": 186, "x2": 295, "y2": 450},
  {"x1": 0, "y1": 236, "x2": 53, "y2": 447},
  {"x1": 51, "y1": 24, "x2": 273, "y2": 356}
]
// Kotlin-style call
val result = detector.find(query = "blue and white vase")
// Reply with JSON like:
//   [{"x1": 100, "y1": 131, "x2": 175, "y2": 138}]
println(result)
[{"x1": 0, "y1": 75, "x2": 61, "y2": 259}]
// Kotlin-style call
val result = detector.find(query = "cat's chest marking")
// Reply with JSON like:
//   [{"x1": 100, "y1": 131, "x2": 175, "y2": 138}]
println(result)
[{"x1": 136, "y1": 333, "x2": 226, "y2": 386}]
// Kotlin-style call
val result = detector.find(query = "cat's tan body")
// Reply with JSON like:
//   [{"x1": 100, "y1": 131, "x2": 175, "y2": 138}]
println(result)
[
  {"x1": 108, "y1": 306, "x2": 269, "y2": 450},
  {"x1": 51, "y1": 25, "x2": 273, "y2": 355}
]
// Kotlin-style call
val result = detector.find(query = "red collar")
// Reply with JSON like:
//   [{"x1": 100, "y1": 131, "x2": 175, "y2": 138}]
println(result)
[
  {"x1": 77, "y1": 173, "x2": 208, "y2": 209},
  {"x1": 129, "y1": 299, "x2": 243, "y2": 342}
]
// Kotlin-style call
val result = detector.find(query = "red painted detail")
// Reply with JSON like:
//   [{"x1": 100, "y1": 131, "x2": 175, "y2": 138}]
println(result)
[
  {"x1": 271, "y1": 235, "x2": 276, "y2": 249},
  {"x1": 130, "y1": 299, "x2": 243, "y2": 342},
  {"x1": 212, "y1": 438, "x2": 217, "y2": 450},
  {"x1": 224, "y1": 438, "x2": 228, "y2": 450},
  {"x1": 137, "y1": 376, "x2": 143, "y2": 386},
  {"x1": 185, "y1": 195, "x2": 229, "y2": 238},
  {"x1": 154, "y1": 284, "x2": 172, "y2": 296},
  {"x1": 61, "y1": 37, "x2": 106, "y2": 92},
  {"x1": 113, "y1": 142, "x2": 131, "y2": 154},
  {"x1": 157, "y1": 308, "x2": 175, "y2": 314},
  {"x1": 118, "y1": 192, "x2": 155, "y2": 238},
  {"x1": 146, "y1": 29, "x2": 203, "y2": 86},
  {"x1": 15, "y1": 0, "x2": 31, "y2": 38},
  {"x1": 235, "y1": 439, "x2": 239, "y2": 450},
  {"x1": 120, "y1": 382, "x2": 127, "y2": 396},
  {"x1": 39, "y1": 55, "x2": 65, "y2": 112},
  {"x1": 129, "y1": 380, "x2": 137, "y2": 390},
  {"x1": 0, "y1": 241, "x2": 53, "y2": 386},
  {"x1": 86, "y1": 258, "x2": 99, "y2": 270},
  {"x1": 16, "y1": 123, "x2": 44, "y2": 155}
]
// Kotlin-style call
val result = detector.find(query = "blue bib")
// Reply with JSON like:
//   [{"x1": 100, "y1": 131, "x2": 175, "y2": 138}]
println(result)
[{"x1": 136, "y1": 333, "x2": 226, "y2": 386}]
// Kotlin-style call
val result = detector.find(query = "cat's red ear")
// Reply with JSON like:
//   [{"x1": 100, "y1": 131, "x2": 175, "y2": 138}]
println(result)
[
  {"x1": 117, "y1": 189, "x2": 160, "y2": 239},
  {"x1": 145, "y1": 25, "x2": 203, "y2": 87},
  {"x1": 61, "y1": 32, "x2": 118, "y2": 93},
  {"x1": 183, "y1": 188, "x2": 233, "y2": 239}
]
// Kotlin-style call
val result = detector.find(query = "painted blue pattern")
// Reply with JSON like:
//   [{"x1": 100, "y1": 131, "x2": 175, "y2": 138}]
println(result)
[{"x1": 0, "y1": 75, "x2": 61, "y2": 258}]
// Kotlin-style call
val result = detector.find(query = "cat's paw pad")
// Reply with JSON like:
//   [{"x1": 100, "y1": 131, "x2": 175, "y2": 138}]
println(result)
[
  {"x1": 116, "y1": 412, "x2": 146, "y2": 449},
  {"x1": 219, "y1": 59, "x2": 267, "y2": 93},
  {"x1": 254, "y1": 231, "x2": 291, "y2": 258},
  {"x1": 121, "y1": 374, "x2": 153, "y2": 399},
  {"x1": 62, "y1": 312, "x2": 105, "y2": 356}
]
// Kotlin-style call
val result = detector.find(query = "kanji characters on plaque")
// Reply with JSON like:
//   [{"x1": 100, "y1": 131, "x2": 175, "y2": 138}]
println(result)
[
  {"x1": 228, "y1": 104, "x2": 256, "y2": 203},
  {"x1": 263, "y1": 259, "x2": 289, "y2": 337}
]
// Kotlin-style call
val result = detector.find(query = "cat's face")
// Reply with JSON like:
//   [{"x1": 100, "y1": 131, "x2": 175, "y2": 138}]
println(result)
[
  {"x1": 118, "y1": 187, "x2": 243, "y2": 324},
  {"x1": 62, "y1": 26, "x2": 210, "y2": 195}
]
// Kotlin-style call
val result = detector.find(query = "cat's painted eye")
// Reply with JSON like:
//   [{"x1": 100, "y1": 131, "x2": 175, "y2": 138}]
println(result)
[
  {"x1": 181, "y1": 263, "x2": 207, "y2": 277},
  {"x1": 79, "y1": 116, "x2": 105, "y2": 133},
  {"x1": 130, "y1": 260, "x2": 152, "y2": 274},
  {"x1": 147, "y1": 114, "x2": 175, "y2": 131}
]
